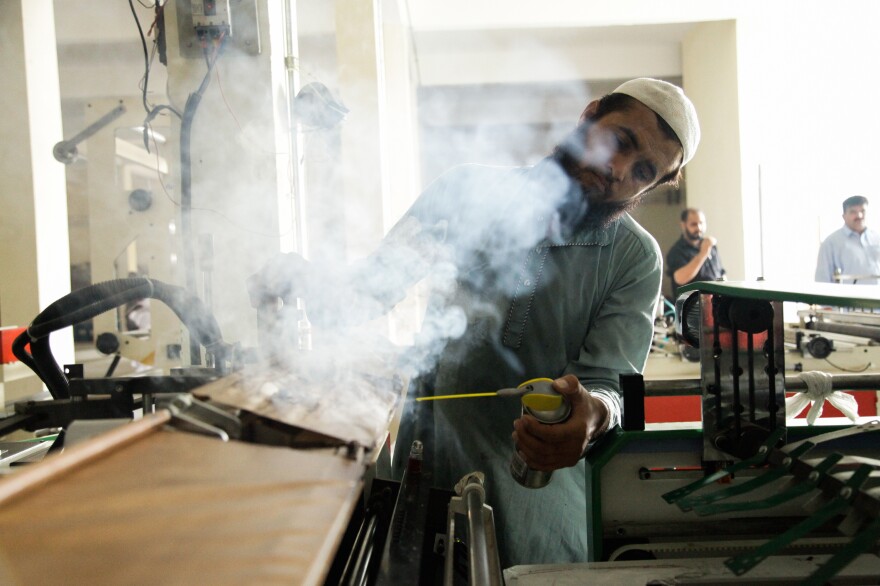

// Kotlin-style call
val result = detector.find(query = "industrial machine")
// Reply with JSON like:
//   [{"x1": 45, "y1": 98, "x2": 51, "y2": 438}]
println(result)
[
  {"x1": 787, "y1": 302, "x2": 880, "y2": 370},
  {"x1": 5, "y1": 278, "x2": 880, "y2": 584},
  {"x1": 0, "y1": 275, "x2": 505, "y2": 585},
  {"x1": 529, "y1": 280, "x2": 880, "y2": 585},
  {"x1": 1, "y1": 5, "x2": 505, "y2": 581}
]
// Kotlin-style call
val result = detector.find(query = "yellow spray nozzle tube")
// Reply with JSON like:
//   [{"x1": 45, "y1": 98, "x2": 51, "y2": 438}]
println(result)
[
  {"x1": 415, "y1": 392, "x2": 499, "y2": 402},
  {"x1": 414, "y1": 377, "x2": 565, "y2": 413}
]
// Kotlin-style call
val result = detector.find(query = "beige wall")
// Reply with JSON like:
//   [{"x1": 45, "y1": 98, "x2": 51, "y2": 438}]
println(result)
[
  {"x1": 736, "y1": 2, "x2": 880, "y2": 285},
  {"x1": 1, "y1": 0, "x2": 73, "y2": 400},
  {"x1": 7, "y1": 1, "x2": 880, "y2": 377},
  {"x1": 681, "y1": 20, "x2": 744, "y2": 280},
  {"x1": 160, "y1": 0, "x2": 297, "y2": 351},
  {"x1": 409, "y1": 1, "x2": 880, "y2": 288}
]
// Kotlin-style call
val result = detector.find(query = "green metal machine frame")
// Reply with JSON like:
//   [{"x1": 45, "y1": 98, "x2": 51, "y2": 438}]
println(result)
[{"x1": 583, "y1": 281, "x2": 880, "y2": 581}]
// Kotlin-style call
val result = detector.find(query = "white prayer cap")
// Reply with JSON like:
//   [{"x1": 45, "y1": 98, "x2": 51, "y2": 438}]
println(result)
[{"x1": 613, "y1": 78, "x2": 701, "y2": 166}]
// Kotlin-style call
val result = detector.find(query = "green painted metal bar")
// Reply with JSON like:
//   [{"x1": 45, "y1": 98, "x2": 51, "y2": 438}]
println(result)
[
  {"x1": 678, "y1": 280, "x2": 880, "y2": 309},
  {"x1": 802, "y1": 517, "x2": 880, "y2": 586},
  {"x1": 694, "y1": 452, "x2": 843, "y2": 516},
  {"x1": 583, "y1": 427, "x2": 702, "y2": 562},
  {"x1": 677, "y1": 441, "x2": 815, "y2": 512},
  {"x1": 661, "y1": 427, "x2": 786, "y2": 506},
  {"x1": 724, "y1": 464, "x2": 873, "y2": 576}
]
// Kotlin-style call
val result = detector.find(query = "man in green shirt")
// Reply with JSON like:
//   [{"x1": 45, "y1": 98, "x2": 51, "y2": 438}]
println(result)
[{"x1": 250, "y1": 78, "x2": 701, "y2": 567}]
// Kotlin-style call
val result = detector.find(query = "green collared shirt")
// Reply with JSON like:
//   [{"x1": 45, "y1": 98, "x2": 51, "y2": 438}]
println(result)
[{"x1": 383, "y1": 162, "x2": 662, "y2": 567}]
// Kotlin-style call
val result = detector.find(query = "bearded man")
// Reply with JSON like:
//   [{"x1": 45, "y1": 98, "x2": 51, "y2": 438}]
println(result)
[
  {"x1": 666, "y1": 207, "x2": 725, "y2": 293},
  {"x1": 249, "y1": 78, "x2": 701, "y2": 567}
]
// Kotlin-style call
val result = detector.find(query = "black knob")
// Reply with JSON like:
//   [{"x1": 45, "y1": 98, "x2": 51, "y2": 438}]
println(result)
[{"x1": 95, "y1": 332, "x2": 120, "y2": 355}]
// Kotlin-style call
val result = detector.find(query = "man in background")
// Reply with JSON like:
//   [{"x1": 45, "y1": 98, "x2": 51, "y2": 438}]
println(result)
[
  {"x1": 815, "y1": 195, "x2": 880, "y2": 284},
  {"x1": 666, "y1": 207, "x2": 725, "y2": 294}
]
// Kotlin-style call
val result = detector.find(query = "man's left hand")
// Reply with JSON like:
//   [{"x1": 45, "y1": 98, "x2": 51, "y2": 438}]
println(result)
[{"x1": 511, "y1": 374, "x2": 610, "y2": 472}]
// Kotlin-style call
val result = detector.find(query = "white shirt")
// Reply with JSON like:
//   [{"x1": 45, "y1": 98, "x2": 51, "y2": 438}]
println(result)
[{"x1": 815, "y1": 225, "x2": 880, "y2": 284}]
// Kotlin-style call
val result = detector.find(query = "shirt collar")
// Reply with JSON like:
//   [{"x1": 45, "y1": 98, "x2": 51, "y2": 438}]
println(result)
[{"x1": 843, "y1": 225, "x2": 871, "y2": 239}]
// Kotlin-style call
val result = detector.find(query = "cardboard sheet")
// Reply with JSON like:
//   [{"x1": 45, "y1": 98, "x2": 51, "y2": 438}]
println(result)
[{"x1": 0, "y1": 429, "x2": 364, "y2": 585}]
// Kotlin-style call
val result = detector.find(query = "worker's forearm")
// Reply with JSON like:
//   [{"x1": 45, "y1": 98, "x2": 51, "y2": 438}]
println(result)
[{"x1": 673, "y1": 250, "x2": 710, "y2": 285}]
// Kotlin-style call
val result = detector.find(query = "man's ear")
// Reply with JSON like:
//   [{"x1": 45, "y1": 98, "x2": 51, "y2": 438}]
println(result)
[{"x1": 578, "y1": 99, "x2": 600, "y2": 125}]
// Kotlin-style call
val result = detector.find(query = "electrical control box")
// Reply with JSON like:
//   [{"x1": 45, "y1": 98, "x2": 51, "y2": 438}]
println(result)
[
  {"x1": 191, "y1": 0, "x2": 232, "y2": 39},
  {"x1": 175, "y1": 0, "x2": 261, "y2": 58}
]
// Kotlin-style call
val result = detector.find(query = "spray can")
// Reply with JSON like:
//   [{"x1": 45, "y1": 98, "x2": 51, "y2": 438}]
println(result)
[{"x1": 509, "y1": 378, "x2": 571, "y2": 489}]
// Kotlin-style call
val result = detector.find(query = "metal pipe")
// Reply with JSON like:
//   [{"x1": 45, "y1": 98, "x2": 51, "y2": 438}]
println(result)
[
  {"x1": 785, "y1": 373, "x2": 880, "y2": 391},
  {"x1": 53, "y1": 103, "x2": 126, "y2": 164},
  {"x1": 731, "y1": 321, "x2": 742, "y2": 439},
  {"x1": 444, "y1": 475, "x2": 502, "y2": 586},
  {"x1": 342, "y1": 514, "x2": 378, "y2": 586},
  {"x1": 282, "y1": 0, "x2": 308, "y2": 257},
  {"x1": 807, "y1": 321, "x2": 880, "y2": 342},
  {"x1": 644, "y1": 372, "x2": 880, "y2": 396},
  {"x1": 766, "y1": 314, "x2": 779, "y2": 431},
  {"x1": 443, "y1": 506, "x2": 455, "y2": 586},
  {"x1": 465, "y1": 488, "x2": 490, "y2": 586}
]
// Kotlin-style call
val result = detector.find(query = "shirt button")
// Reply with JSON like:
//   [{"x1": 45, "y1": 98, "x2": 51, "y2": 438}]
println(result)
[{"x1": 524, "y1": 280, "x2": 531, "y2": 286}]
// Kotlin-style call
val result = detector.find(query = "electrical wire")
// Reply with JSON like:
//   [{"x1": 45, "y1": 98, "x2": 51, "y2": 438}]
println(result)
[
  {"x1": 144, "y1": 98, "x2": 293, "y2": 240},
  {"x1": 129, "y1": 0, "x2": 181, "y2": 154},
  {"x1": 215, "y1": 69, "x2": 245, "y2": 135},
  {"x1": 179, "y1": 33, "x2": 230, "y2": 364},
  {"x1": 823, "y1": 358, "x2": 873, "y2": 373},
  {"x1": 214, "y1": 68, "x2": 283, "y2": 157},
  {"x1": 128, "y1": 0, "x2": 153, "y2": 115}
]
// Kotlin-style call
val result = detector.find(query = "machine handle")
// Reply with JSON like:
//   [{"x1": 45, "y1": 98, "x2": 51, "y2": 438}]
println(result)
[{"x1": 53, "y1": 103, "x2": 126, "y2": 164}]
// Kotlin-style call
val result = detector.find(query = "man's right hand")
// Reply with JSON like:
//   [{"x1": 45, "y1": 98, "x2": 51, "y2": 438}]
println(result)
[{"x1": 700, "y1": 236, "x2": 717, "y2": 254}]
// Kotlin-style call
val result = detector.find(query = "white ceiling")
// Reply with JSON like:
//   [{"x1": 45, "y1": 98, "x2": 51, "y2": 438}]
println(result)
[
  {"x1": 413, "y1": 22, "x2": 695, "y2": 52},
  {"x1": 52, "y1": 0, "x2": 696, "y2": 101}
]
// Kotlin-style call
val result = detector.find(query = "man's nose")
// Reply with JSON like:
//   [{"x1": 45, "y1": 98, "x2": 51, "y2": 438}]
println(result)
[{"x1": 609, "y1": 152, "x2": 632, "y2": 182}]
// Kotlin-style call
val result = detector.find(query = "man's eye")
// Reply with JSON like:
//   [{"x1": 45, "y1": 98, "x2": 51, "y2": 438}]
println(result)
[{"x1": 634, "y1": 163, "x2": 654, "y2": 183}]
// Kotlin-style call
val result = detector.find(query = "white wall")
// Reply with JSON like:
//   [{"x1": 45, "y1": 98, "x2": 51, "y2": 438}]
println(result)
[
  {"x1": 158, "y1": 1, "x2": 297, "y2": 351},
  {"x1": 736, "y1": 1, "x2": 880, "y2": 285},
  {"x1": 409, "y1": 1, "x2": 880, "y2": 288},
  {"x1": 682, "y1": 20, "x2": 743, "y2": 279},
  {"x1": 11, "y1": 0, "x2": 878, "y2": 370},
  {"x1": 408, "y1": 0, "x2": 737, "y2": 31},
  {"x1": 1, "y1": 0, "x2": 73, "y2": 400}
]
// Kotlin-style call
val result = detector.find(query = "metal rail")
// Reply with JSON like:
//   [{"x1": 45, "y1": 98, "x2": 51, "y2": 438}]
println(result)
[
  {"x1": 644, "y1": 373, "x2": 880, "y2": 396},
  {"x1": 444, "y1": 473, "x2": 502, "y2": 586}
]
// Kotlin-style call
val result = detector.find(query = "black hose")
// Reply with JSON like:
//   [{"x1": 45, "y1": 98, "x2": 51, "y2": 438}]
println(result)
[
  {"x1": 11, "y1": 277, "x2": 230, "y2": 400},
  {"x1": 30, "y1": 337, "x2": 70, "y2": 400},
  {"x1": 11, "y1": 330, "x2": 39, "y2": 375},
  {"x1": 28, "y1": 278, "x2": 154, "y2": 339},
  {"x1": 150, "y1": 280, "x2": 225, "y2": 351}
]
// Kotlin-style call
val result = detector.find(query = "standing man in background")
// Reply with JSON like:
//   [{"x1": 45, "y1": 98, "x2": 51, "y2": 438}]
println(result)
[
  {"x1": 666, "y1": 208, "x2": 725, "y2": 294},
  {"x1": 815, "y1": 196, "x2": 880, "y2": 284}
]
